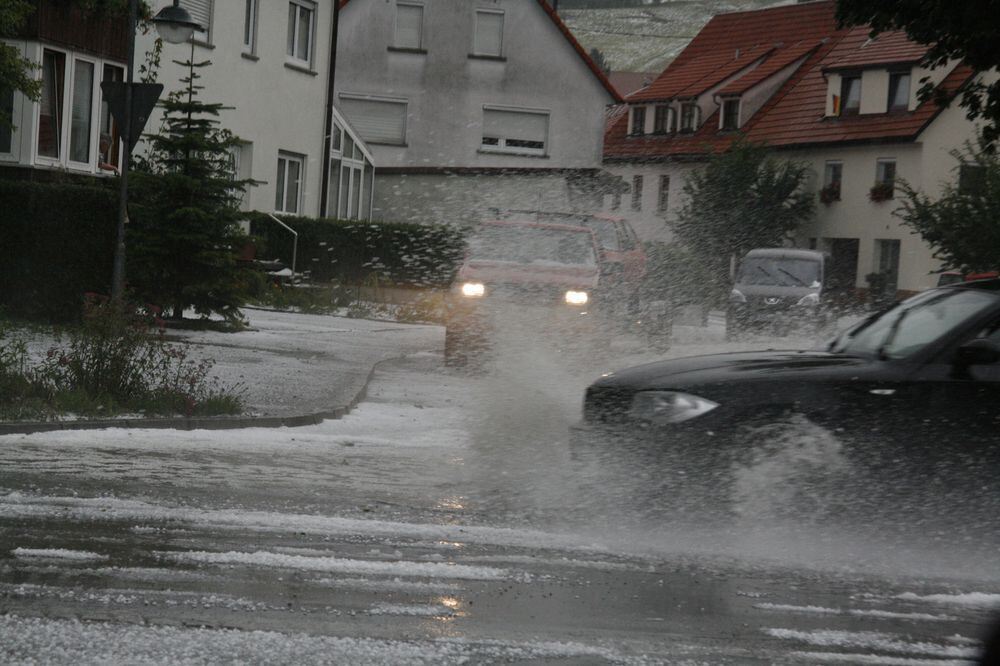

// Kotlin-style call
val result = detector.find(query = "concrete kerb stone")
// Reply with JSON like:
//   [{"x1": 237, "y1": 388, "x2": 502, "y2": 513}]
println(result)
[{"x1": 0, "y1": 356, "x2": 397, "y2": 437}]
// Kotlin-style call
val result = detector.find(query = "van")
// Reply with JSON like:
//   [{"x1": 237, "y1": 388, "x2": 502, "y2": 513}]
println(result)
[{"x1": 727, "y1": 248, "x2": 829, "y2": 338}]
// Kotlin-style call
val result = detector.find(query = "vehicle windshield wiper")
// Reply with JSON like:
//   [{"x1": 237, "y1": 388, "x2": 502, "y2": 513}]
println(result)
[
  {"x1": 876, "y1": 307, "x2": 909, "y2": 361},
  {"x1": 776, "y1": 267, "x2": 807, "y2": 286},
  {"x1": 755, "y1": 265, "x2": 775, "y2": 281}
]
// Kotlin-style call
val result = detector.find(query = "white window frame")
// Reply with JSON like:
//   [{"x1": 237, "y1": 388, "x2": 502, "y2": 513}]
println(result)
[
  {"x1": 287, "y1": 0, "x2": 316, "y2": 69},
  {"x1": 243, "y1": 0, "x2": 259, "y2": 55},
  {"x1": 680, "y1": 102, "x2": 700, "y2": 132},
  {"x1": 33, "y1": 46, "x2": 112, "y2": 173},
  {"x1": 66, "y1": 54, "x2": 98, "y2": 171},
  {"x1": 473, "y1": 9, "x2": 504, "y2": 57},
  {"x1": 629, "y1": 106, "x2": 646, "y2": 136},
  {"x1": 275, "y1": 151, "x2": 306, "y2": 214},
  {"x1": 1, "y1": 43, "x2": 25, "y2": 161},
  {"x1": 876, "y1": 158, "x2": 897, "y2": 186},
  {"x1": 720, "y1": 98, "x2": 740, "y2": 131},
  {"x1": 393, "y1": 2, "x2": 424, "y2": 51},
  {"x1": 481, "y1": 105, "x2": 550, "y2": 156}
]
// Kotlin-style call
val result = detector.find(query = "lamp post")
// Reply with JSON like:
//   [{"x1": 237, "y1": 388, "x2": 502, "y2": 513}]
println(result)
[{"x1": 110, "y1": 0, "x2": 201, "y2": 301}]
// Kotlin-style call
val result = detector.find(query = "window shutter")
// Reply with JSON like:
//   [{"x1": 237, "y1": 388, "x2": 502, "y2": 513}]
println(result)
[
  {"x1": 395, "y1": 3, "x2": 423, "y2": 49},
  {"x1": 475, "y1": 11, "x2": 503, "y2": 56},
  {"x1": 483, "y1": 109, "x2": 548, "y2": 143},
  {"x1": 340, "y1": 97, "x2": 407, "y2": 145},
  {"x1": 180, "y1": 0, "x2": 213, "y2": 37}
]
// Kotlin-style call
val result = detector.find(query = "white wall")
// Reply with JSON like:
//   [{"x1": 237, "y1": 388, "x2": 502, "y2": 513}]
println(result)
[
  {"x1": 599, "y1": 161, "x2": 699, "y2": 242},
  {"x1": 137, "y1": 0, "x2": 334, "y2": 217}
]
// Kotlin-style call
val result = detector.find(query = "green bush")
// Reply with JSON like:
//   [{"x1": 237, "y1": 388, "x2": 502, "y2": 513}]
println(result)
[
  {"x1": 1, "y1": 299, "x2": 244, "y2": 420},
  {"x1": 248, "y1": 214, "x2": 466, "y2": 288},
  {"x1": 0, "y1": 179, "x2": 117, "y2": 322}
]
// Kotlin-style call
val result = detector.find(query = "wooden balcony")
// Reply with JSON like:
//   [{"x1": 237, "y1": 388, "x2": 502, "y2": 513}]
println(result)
[{"x1": 21, "y1": 0, "x2": 129, "y2": 62}]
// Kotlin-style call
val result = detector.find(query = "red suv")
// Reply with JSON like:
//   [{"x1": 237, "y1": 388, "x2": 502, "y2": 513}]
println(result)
[{"x1": 445, "y1": 220, "x2": 602, "y2": 366}]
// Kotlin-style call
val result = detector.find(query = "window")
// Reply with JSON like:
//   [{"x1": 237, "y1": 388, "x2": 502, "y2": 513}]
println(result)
[
  {"x1": 888, "y1": 71, "x2": 910, "y2": 112},
  {"x1": 69, "y1": 59, "x2": 94, "y2": 164},
  {"x1": 721, "y1": 98, "x2": 740, "y2": 131},
  {"x1": 340, "y1": 95, "x2": 408, "y2": 146},
  {"x1": 631, "y1": 175, "x2": 643, "y2": 211},
  {"x1": 653, "y1": 105, "x2": 672, "y2": 134},
  {"x1": 180, "y1": 0, "x2": 213, "y2": 43},
  {"x1": 657, "y1": 175, "x2": 670, "y2": 214},
  {"x1": 0, "y1": 86, "x2": 12, "y2": 154},
  {"x1": 98, "y1": 64, "x2": 123, "y2": 169},
  {"x1": 959, "y1": 163, "x2": 987, "y2": 196},
  {"x1": 287, "y1": 0, "x2": 315, "y2": 67},
  {"x1": 243, "y1": 0, "x2": 258, "y2": 53},
  {"x1": 680, "y1": 103, "x2": 699, "y2": 132},
  {"x1": 822, "y1": 161, "x2": 842, "y2": 201},
  {"x1": 630, "y1": 106, "x2": 645, "y2": 136},
  {"x1": 394, "y1": 3, "x2": 424, "y2": 50},
  {"x1": 37, "y1": 50, "x2": 65, "y2": 160},
  {"x1": 228, "y1": 142, "x2": 253, "y2": 210},
  {"x1": 876, "y1": 158, "x2": 896, "y2": 187},
  {"x1": 473, "y1": 10, "x2": 504, "y2": 57},
  {"x1": 610, "y1": 192, "x2": 621, "y2": 211},
  {"x1": 481, "y1": 107, "x2": 549, "y2": 155},
  {"x1": 840, "y1": 75, "x2": 861, "y2": 115},
  {"x1": 275, "y1": 152, "x2": 305, "y2": 214}
]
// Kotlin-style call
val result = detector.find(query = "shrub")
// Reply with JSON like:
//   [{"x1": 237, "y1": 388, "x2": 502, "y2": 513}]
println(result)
[
  {"x1": 248, "y1": 214, "x2": 466, "y2": 288},
  {"x1": 0, "y1": 178, "x2": 117, "y2": 323},
  {"x1": 3, "y1": 298, "x2": 244, "y2": 420}
]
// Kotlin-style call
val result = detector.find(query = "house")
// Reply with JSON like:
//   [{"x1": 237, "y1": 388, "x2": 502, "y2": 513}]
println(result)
[
  {"x1": 602, "y1": 0, "x2": 981, "y2": 296},
  {"x1": 136, "y1": 0, "x2": 375, "y2": 220},
  {"x1": 333, "y1": 0, "x2": 623, "y2": 226},
  {"x1": 1, "y1": 1, "x2": 129, "y2": 176}
]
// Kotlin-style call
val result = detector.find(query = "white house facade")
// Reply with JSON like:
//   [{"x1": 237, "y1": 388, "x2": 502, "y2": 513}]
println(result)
[
  {"x1": 135, "y1": 0, "x2": 375, "y2": 221},
  {"x1": 334, "y1": 0, "x2": 622, "y2": 226}
]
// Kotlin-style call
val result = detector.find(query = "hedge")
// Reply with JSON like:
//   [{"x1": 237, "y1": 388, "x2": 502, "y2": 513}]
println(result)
[
  {"x1": 0, "y1": 178, "x2": 117, "y2": 322},
  {"x1": 248, "y1": 213, "x2": 466, "y2": 288}
]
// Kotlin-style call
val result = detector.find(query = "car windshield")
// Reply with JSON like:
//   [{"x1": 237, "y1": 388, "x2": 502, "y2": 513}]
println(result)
[
  {"x1": 467, "y1": 225, "x2": 597, "y2": 267},
  {"x1": 579, "y1": 220, "x2": 620, "y2": 250},
  {"x1": 738, "y1": 256, "x2": 821, "y2": 287},
  {"x1": 831, "y1": 288, "x2": 998, "y2": 358}
]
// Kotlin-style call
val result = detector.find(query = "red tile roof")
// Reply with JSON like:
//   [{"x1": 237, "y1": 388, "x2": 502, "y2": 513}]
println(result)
[
  {"x1": 823, "y1": 27, "x2": 929, "y2": 70},
  {"x1": 339, "y1": 0, "x2": 622, "y2": 103},
  {"x1": 609, "y1": 71, "x2": 656, "y2": 98},
  {"x1": 604, "y1": 0, "x2": 973, "y2": 160}
]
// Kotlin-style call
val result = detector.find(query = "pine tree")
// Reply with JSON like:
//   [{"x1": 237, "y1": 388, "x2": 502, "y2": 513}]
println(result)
[{"x1": 129, "y1": 57, "x2": 253, "y2": 323}]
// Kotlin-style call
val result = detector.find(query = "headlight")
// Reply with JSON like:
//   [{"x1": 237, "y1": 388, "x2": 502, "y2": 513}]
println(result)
[
  {"x1": 461, "y1": 282, "x2": 485, "y2": 298},
  {"x1": 631, "y1": 391, "x2": 719, "y2": 425},
  {"x1": 729, "y1": 289, "x2": 746, "y2": 303},
  {"x1": 565, "y1": 290, "x2": 589, "y2": 306},
  {"x1": 796, "y1": 292, "x2": 820, "y2": 306}
]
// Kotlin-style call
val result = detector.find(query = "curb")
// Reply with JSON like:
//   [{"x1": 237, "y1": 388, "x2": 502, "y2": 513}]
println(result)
[{"x1": 0, "y1": 358, "x2": 396, "y2": 437}]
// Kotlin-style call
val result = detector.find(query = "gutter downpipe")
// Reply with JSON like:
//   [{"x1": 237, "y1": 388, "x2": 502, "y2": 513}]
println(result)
[
  {"x1": 320, "y1": 0, "x2": 341, "y2": 218},
  {"x1": 268, "y1": 213, "x2": 298, "y2": 279}
]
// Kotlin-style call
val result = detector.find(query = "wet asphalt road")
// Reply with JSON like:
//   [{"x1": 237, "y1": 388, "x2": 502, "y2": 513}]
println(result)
[{"x1": 2, "y1": 337, "x2": 999, "y2": 663}]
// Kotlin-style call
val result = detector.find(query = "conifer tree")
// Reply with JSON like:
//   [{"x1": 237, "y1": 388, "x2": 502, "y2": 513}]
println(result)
[{"x1": 129, "y1": 57, "x2": 253, "y2": 322}]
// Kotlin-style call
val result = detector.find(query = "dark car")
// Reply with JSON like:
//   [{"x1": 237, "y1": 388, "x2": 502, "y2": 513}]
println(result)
[
  {"x1": 575, "y1": 280, "x2": 1000, "y2": 512},
  {"x1": 727, "y1": 248, "x2": 831, "y2": 338}
]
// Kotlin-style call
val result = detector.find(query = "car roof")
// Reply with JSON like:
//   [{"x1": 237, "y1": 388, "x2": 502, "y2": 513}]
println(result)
[
  {"x1": 948, "y1": 277, "x2": 1000, "y2": 293},
  {"x1": 744, "y1": 248, "x2": 825, "y2": 260},
  {"x1": 479, "y1": 220, "x2": 597, "y2": 235}
]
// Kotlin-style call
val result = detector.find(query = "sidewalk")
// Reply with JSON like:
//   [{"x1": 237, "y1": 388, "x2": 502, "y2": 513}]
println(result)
[{"x1": 0, "y1": 308, "x2": 443, "y2": 434}]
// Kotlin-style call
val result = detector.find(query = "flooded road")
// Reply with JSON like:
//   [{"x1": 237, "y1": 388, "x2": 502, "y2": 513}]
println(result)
[{"x1": 2, "y1": 328, "x2": 998, "y2": 664}]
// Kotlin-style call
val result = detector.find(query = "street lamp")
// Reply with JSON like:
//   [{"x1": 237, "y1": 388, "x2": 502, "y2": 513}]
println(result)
[{"x1": 111, "y1": 0, "x2": 202, "y2": 301}]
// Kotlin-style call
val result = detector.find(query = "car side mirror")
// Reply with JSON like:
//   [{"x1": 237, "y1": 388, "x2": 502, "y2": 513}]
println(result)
[{"x1": 954, "y1": 338, "x2": 1000, "y2": 368}]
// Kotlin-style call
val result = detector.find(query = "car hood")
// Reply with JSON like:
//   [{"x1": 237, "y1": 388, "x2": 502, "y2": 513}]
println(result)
[
  {"x1": 458, "y1": 261, "x2": 599, "y2": 288},
  {"x1": 592, "y1": 350, "x2": 869, "y2": 390}
]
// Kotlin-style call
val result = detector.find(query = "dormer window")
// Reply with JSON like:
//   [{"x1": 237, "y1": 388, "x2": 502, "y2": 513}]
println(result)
[
  {"x1": 888, "y1": 71, "x2": 910, "y2": 112},
  {"x1": 630, "y1": 106, "x2": 646, "y2": 136},
  {"x1": 840, "y1": 74, "x2": 861, "y2": 116},
  {"x1": 679, "y1": 103, "x2": 699, "y2": 132},
  {"x1": 653, "y1": 105, "x2": 673, "y2": 134},
  {"x1": 721, "y1": 98, "x2": 740, "y2": 131}
]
